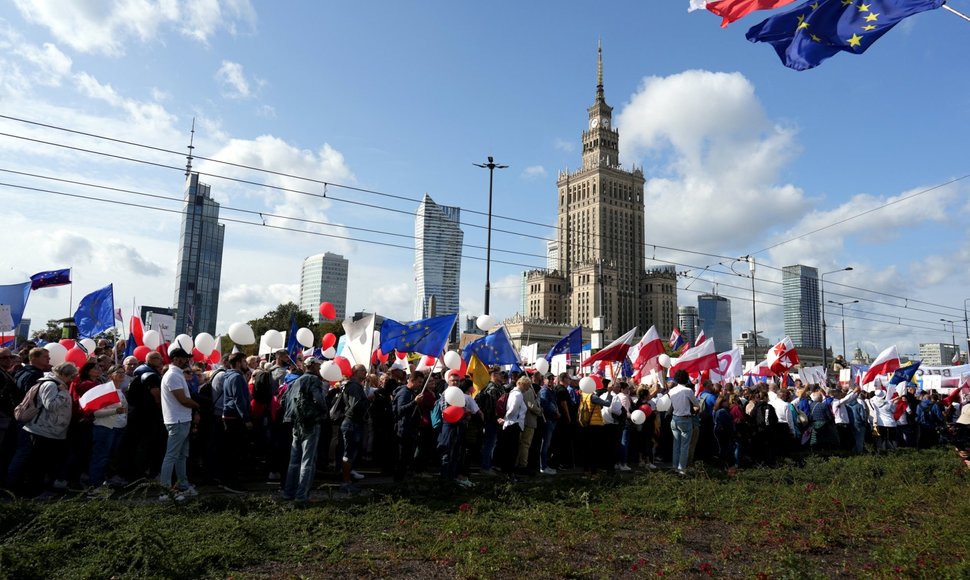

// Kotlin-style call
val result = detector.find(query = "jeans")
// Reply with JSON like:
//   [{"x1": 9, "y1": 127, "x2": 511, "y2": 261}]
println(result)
[
  {"x1": 671, "y1": 416, "x2": 693, "y2": 471},
  {"x1": 619, "y1": 426, "x2": 630, "y2": 465},
  {"x1": 480, "y1": 422, "x2": 498, "y2": 470},
  {"x1": 539, "y1": 419, "x2": 557, "y2": 470},
  {"x1": 89, "y1": 426, "x2": 122, "y2": 487},
  {"x1": 284, "y1": 425, "x2": 320, "y2": 501},
  {"x1": 159, "y1": 422, "x2": 191, "y2": 490}
]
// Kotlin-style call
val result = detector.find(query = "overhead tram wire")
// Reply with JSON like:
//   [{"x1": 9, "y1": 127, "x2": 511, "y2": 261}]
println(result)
[{"x1": 0, "y1": 115, "x2": 962, "y2": 315}]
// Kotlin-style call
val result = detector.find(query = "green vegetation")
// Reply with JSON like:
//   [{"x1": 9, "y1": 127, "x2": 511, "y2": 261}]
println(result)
[{"x1": 0, "y1": 449, "x2": 967, "y2": 578}]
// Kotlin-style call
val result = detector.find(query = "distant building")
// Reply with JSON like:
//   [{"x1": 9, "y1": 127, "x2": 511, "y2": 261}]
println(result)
[
  {"x1": 643, "y1": 265, "x2": 678, "y2": 338},
  {"x1": 735, "y1": 330, "x2": 770, "y2": 364},
  {"x1": 414, "y1": 194, "x2": 463, "y2": 321},
  {"x1": 174, "y1": 173, "x2": 224, "y2": 336},
  {"x1": 14, "y1": 318, "x2": 30, "y2": 342},
  {"x1": 678, "y1": 306, "x2": 699, "y2": 346},
  {"x1": 697, "y1": 293, "x2": 732, "y2": 352},
  {"x1": 300, "y1": 252, "x2": 349, "y2": 323},
  {"x1": 782, "y1": 265, "x2": 821, "y2": 349},
  {"x1": 546, "y1": 240, "x2": 559, "y2": 272},
  {"x1": 919, "y1": 342, "x2": 961, "y2": 366}
]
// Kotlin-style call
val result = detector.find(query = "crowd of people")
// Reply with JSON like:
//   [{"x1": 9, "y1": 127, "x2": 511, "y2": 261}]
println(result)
[{"x1": 1, "y1": 339, "x2": 968, "y2": 504}]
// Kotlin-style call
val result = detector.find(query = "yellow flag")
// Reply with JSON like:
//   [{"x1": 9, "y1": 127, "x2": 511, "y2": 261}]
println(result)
[{"x1": 467, "y1": 353, "x2": 489, "y2": 398}]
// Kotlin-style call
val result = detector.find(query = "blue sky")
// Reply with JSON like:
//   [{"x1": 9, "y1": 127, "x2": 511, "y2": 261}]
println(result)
[{"x1": 1, "y1": 0, "x2": 967, "y2": 358}]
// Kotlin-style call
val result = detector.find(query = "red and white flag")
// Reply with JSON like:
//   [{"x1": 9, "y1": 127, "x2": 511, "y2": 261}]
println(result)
[
  {"x1": 581, "y1": 327, "x2": 638, "y2": 367},
  {"x1": 744, "y1": 359, "x2": 776, "y2": 377},
  {"x1": 953, "y1": 350, "x2": 962, "y2": 365},
  {"x1": 668, "y1": 339, "x2": 718, "y2": 375},
  {"x1": 79, "y1": 382, "x2": 121, "y2": 412},
  {"x1": 629, "y1": 326, "x2": 665, "y2": 371},
  {"x1": 710, "y1": 348, "x2": 743, "y2": 382},
  {"x1": 692, "y1": 0, "x2": 798, "y2": 27},
  {"x1": 861, "y1": 345, "x2": 900, "y2": 386},
  {"x1": 766, "y1": 336, "x2": 800, "y2": 375},
  {"x1": 129, "y1": 315, "x2": 144, "y2": 347},
  {"x1": 114, "y1": 308, "x2": 123, "y2": 322},
  {"x1": 694, "y1": 330, "x2": 707, "y2": 347}
]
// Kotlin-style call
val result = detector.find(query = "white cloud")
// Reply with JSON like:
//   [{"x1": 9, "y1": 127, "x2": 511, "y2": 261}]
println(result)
[
  {"x1": 222, "y1": 283, "x2": 299, "y2": 307},
  {"x1": 521, "y1": 165, "x2": 547, "y2": 179},
  {"x1": 74, "y1": 72, "x2": 178, "y2": 133},
  {"x1": 12, "y1": 0, "x2": 255, "y2": 56},
  {"x1": 553, "y1": 138, "x2": 575, "y2": 153},
  {"x1": 215, "y1": 60, "x2": 252, "y2": 99}
]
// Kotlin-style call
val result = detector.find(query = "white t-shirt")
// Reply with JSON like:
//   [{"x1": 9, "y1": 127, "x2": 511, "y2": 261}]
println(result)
[{"x1": 161, "y1": 366, "x2": 193, "y2": 424}]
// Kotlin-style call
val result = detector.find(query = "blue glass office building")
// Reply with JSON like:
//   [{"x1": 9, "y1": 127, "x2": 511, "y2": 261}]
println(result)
[
  {"x1": 697, "y1": 293, "x2": 732, "y2": 352},
  {"x1": 174, "y1": 173, "x2": 225, "y2": 336}
]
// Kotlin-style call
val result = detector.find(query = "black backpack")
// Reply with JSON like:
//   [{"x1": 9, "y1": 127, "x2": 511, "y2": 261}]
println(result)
[
  {"x1": 252, "y1": 369, "x2": 275, "y2": 406},
  {"x1": 754, "y1": 401, "x2": 778, "y2": 432},
  {"x1": 292, "y1": 380, "x2": 324, "y2": 431}
]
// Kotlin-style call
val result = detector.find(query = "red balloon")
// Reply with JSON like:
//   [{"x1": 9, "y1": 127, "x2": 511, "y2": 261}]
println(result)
[
  {"x1": 371, "y1": 348, "x2": 390, "y2": 366},
  {"x1": 208, "y1": 350, "x2": 221, "y2": 364},
  {"x1": 443, "y1": 405, "x2": 465, "y2": 424},
  {"x1": 65, "y1": 347, "x2": 88, "y2": 368},
  {"x1": 133, "y1": 345, "x2": 151, "y2": 362},
  {"x1": 639, "y1": 404, "x2": 654, "y2": 419},
  {"x1": 192, "y1": 348, "x2": 205, "y2": 362},
  {"x1": 423, "y1": 355, "x2": 436, "y2": 367},
  {"x1": 319, "y1": 302, "x2": 336, "y2": 320},
  {"x1": 333, "y1": 355, "x2": 352, "y2": 377},
  {"x1": 322, "y1": 333, "x2": 336, "y2": 350},
  {"x1": 59, "y1": 339, "x2": 75, "y2": 350}
]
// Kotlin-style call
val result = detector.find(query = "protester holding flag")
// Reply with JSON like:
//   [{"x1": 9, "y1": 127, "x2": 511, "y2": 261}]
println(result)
[
  {"x1": 64, "y1": 361, "x2": 102, "y2": 490},
  {"x1": 87, "y1": 365, "x2": 128, "y2": 494}
]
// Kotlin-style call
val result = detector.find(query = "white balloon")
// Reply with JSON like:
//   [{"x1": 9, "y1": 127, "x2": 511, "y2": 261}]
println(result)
[
  {"x1": 655, "y1": 394, "x2": 672, "y2": 413},
  {"x1": 658, "y1": 354, "x2": 672, "y2": 368},
  {"x1": 443, "y1": 350, "x2": 462, "y2": 370},
  {"x1": 142, "y1": 329, "x2": 161, "y2": 349},
  {"x1": 321, "y1": 361, "x2": 343, "y2": 382},
  {"x1": 44, "y1": 343, "x2": 67, "y2": 366},
  {"x1": 630, "y1": 410, "x2": 647, "y2": 425},
  {"x1": 263, "y1": 329, "x2": 284, "y2": 350},
  {"x1": 173, "y1": 333, "x2": 194, "y2": 353},
  {"x1": 443, "y1": 386, "x2": 466, "y2": 407},
  {"x1": 323, "y1": 347, "x2": 336, "y2": 359},
  {"x1": 79, "y1": 338, "x2": 96, "y2": 353},
  {"x1": 476, "y1": 314, "x2": 497, "y2": 332},
  {"x1": 579, "y1": 377, "x2": 596, "y2": 394},
  {"x1": 534, "y1": 358, "x2": 550, "y2": 375},
  {"x1": 296, "y1": 327, "x2": 314, "y2": 348},
  {"x1": 228, "y1": 323, "x2": 255, "y2": 346},
  {"x1": 194, "y1": 332, "x2": 215, "y2": 355}
]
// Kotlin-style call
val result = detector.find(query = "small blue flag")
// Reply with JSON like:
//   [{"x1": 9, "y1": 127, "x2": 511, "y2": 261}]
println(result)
[
  {"x1": 379, "y1": 314, "x2": 457, "y2": 357},
  {"x1": 746, "y1": 0, "x2": 944, "y2": 71},
  {"x1": 73, "y1": 284, "x2": 115, "y2": 338},
  {"x1": 544, "y1": 325, "x2": 583, "y2": 362},
  {"x1": 30, "y1": 268, "x2": 72, "y2": 290},
  {"x1": 889, "y1": 360, "x2": 921, "y2": 385},
  {"x1": 286, "y1": 313, "x2": 301, "y2": 360},
  {"x1": 462, "y1": 328, "x2": 521, "y2": 367},
  {"x1": 0, "y1": 281, "x2": 31, "y2": 332}
]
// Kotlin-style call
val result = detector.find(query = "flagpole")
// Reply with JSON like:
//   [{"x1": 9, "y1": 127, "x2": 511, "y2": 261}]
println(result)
[
  {"x1": 68, "y1": 265, "x2": 73, "y2": 320},
  {"x1": 943, "y1": 4, "x2": 970, "y2": 22}
]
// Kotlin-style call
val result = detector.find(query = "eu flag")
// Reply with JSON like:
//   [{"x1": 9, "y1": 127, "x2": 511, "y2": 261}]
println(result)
[
  {"x1": 746, "y1": 0, "x2": 944, "y2": 71},
  {"x1": 74, "y1": 284, "x2": 115, "y2": 338},
  {"x1": 462, "y1": 329, "x2": 521, "y2": 367},
  {"x1": 286, "y1": 313, "x2": 301, "y2": 360},
  {"x1": 379, "y1": 313, "x2": 457, "y2": 357},
  {"x1": 544, "y1": 325, "x2": 583, "y2": 362},
  {"x1": 30, "y1": 268, "x2": 72, "y2": 290},
  {"x1": 889, "y1": 359, "x2": 921, "y2": 385},
  {"x1": 0, "y1": 281, "x2": 31, "y2": 332}
]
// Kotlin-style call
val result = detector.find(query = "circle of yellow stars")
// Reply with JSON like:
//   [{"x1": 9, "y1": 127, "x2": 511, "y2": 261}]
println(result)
[{"x1": 795, "y1": 0, "x2": 881, "y2": 50}]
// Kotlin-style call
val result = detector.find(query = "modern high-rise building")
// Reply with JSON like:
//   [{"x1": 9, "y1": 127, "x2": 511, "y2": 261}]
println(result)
[
  {"x1": 678, "y1": 306, "x2": 699, "y2": 346},
  {"x1": 783, "y1": 264, "x2": 822, "y2": 350},
  {"x1": 300, "y1": 252, "x2": 349, "y2": 323},
  {"x1": 414, "y1": 194, "x2": 463, "y2": 320},
  {"x1": 545, "y1": 240, "x2": 559, "y2": 271},
  {"x1": 523, "y1": 44, "x2": 676, "y2": 340},
  {"x1": 697, "y1": 293, "x2": 732, "y2": 352},
  {"x1": 174, "y1": 172, "x2": 224, "y2": 336},
  {"x1": 918, "y1": 343, "x2": 961, "y2": 366}
]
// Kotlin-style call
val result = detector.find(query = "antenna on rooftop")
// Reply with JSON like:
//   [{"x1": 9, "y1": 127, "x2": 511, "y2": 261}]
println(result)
[{"x1": 185, "y1": 117, "x2": 196, "y2": 176}]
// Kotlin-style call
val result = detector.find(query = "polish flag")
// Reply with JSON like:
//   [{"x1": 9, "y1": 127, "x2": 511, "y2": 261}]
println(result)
[
  {"x1": 581, "y1": 327, "x2": 639, "y2": 367},
  {"x1": 129, "y1": 316, "x2": 144, "y2": 347},
  {"x1": 861, "y1": 345, "x2": 900, "y2": 386},
  {"x1": 668, "y1": 339, "x2": 718, "y2": 375},
  {"x1": 703, "y1": 0, "x2": 798, "y2": 28},
  {"x1": 79, "y1": 382, "x2": 121, "y2": 412},
  {"x1": 694, "y1": 330, "x2": 707, "y2": 347},
  {"x1": 766, "y1": 336, "x2": 800, "y2": 375},
  {"x1": 629, "y1": 326, "x2": 666, "y2": 370},
  {"x1": 953, "y1": 350, "x2": 962, "y2": 365},
  {"x1": 743, "y1": 359, "x2": 776, "y2": 377}
]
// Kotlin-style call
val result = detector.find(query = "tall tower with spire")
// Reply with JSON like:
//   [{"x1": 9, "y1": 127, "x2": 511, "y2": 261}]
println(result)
[{"x1": 523, "y1": 43, "x2": 670, "y2": 340}]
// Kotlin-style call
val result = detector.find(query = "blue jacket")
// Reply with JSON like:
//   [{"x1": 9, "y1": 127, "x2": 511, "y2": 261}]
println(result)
[
  {"x1": 392, "y1": 385, "x2": 421, "y2": 439},
  {"x1": 538, "y1": 386, "x2": 559, "y2": 421},
  {"x1": 221, "y1": 369, "x2": 251, "y2": 420}
]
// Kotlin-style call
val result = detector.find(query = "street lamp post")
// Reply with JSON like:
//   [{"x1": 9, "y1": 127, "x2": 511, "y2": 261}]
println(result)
[
  {"x1": 941, "y1": 318, "x2": 957, "y2": 361},
  {"x1": 473, "y1": 156, "x2": 507, "y2": 315},
  {"x1": 828, "y1": 299, "x2": 858, "y2": 363},
  {"x1": 964, "y1": 298, "x2": 970, "y2": 362},
  {"x1": 748, "y1": 257, "x2": 758, "y2": 363},
  {"x1": 820, "y1": 266, "x2": 853, "y2": 372}
]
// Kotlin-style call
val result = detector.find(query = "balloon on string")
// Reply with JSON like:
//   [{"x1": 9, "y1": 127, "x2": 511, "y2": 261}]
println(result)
[
  {"x1": 133, "y1": 345, "x2": 151, "y2": 362},
  {"x1": 443, "y1": 405, "x2": 465, "y2": 424},
  {"x1": 296, "y1": 327, "x2": 314, "y2": 348},
  {"x1": 443, "y1": 351, "x2": 462, "y2": 370},
  {"x1": 579, "y1": 377, "x2": 596, "y2": 394},
  {"x1": 79, "y1": 338, "x2": 96, "y2": 353},
  {"x1": 65, "y1": 347, "x2": 88, "y2": 368},
  {"x1": 192, "y1": 348, "x2": 205, "y2": 362},
  {"x1": 630, "y1": 410, "x2": 646, "y2": 425},
  {"x1": 476, "y1": 314, "x2": 497, "y2": 332},
  {"x1": 333, "y1": 355, "x2": 352, "y2": 377},
  {"x1": 45, "y1": 342, "x2": 67, "y2": 366},
  {"x1": 323, "y1": 347, "x2": 336, "y2": 359},
  {"x1": 322, "y1": 333, "x2": 337, "y2": 350},
  {"x1": 58, "y1": 339, "x2": 75, "y2": 351},
  {"x1": 319, "y1": 302, "x2": 336, "y2": 320},
  {"x1": 194, "y1": 332, "x2": 215, "y2": 355},
  {"x1": 443, "y1": 386, "x2": 466, "y2": 407},
  {"x1": 263, "y1": 330, "x2": 284, "y2": 350},
  {"x1": 208, "y1": 350, "x2": 221, "y2": 365},
  {"x1": 658, "y1": 354, "x2": 672, "y2": 369},
  {"x1": 534, "y1": 358, "x2": 550, "y2": 375},
  {"x1": 228, "y1": 323, "x2": 255, "y2": 345},
  {"x1": 142, "y1": 329, "x2": 161, "y2": 349},
  {"x1": 173, "y1": 334, "x2": 194, "y2": 353},
  {"x1": 372, "y1": 348, "x2": 389, "y2": 365}
]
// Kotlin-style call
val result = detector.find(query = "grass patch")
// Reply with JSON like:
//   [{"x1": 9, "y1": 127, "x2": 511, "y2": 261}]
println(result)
[{"x1": 0, "y1": 449, "x2": 968, "y2": 578}]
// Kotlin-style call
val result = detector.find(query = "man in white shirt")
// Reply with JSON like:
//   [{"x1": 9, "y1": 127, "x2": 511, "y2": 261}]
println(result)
[
  {"x1": 499, "y1": 377, "x2": 528, "y2": 480},
  {"x1": 159, "y1": 348, "x2": 200, "y2": 500},
  {"x1": 668, "y1": 370, "x2": 699, "y2": 475}
]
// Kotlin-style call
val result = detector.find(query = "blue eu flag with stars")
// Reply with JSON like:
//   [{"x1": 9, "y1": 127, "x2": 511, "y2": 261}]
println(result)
[
  {"x1": 746, "y1": 0, "x2": 944, "y2": 70},
  {"x1": 462, "y1": 329, "x2": 521, "y2": 367},
  {"x1": 73, "y1": 284, "x2": 115, "y2": 338},
  {"x1": 379, "y1": 313, "x2": 457, "y2": 357}
]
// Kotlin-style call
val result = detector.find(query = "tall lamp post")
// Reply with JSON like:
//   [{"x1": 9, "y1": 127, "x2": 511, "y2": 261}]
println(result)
[
  {"x1": 747, "y1": 256, "x2": 759, "y2": 363},
  {"x1": 473, "y1": 156, "x2": 507, "y2": 315},
  {"x1": 820, "y1": 266, "x2": 853, "y2": 371},
  {"x1": 964, "y1": 298, "x2": 970, "y2": 363},
  {"x1": 941, "y1": 318, "x2": 957, "y2": 362},
  {"x1": 828, "y1": 299, "x2": 858, "y2": 362}
]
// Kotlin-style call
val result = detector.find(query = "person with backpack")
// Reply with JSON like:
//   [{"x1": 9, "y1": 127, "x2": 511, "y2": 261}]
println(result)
[
  {"x1": 338, "y1": 364, "x2": 372, "y2": 493},
  {"x1": 220, "y1": 352, "x2": 252, "y2": 493},
  {"x1": 7, "y1": 362, "x2": 77, "y2": 497},
  {"x1": 392, "y1": 370, "x2": 427, "y2": 483},
  {"x1": 749, "y1": 389, "x2": 779, "y2": 465},
  {"x1": 281, "y1": 358, "x2": 325, "y2": 505}
]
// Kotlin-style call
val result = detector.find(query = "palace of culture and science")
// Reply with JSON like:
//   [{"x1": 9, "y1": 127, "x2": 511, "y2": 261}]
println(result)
[{"x1": 505, "y1": 44, "x2": 678, "y2": 353}]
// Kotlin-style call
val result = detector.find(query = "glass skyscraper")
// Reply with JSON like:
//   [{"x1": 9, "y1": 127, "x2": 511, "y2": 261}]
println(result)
[
  {"x1": 414, "y1": 194, "x2": 463, "y2": 320},
  {"x1": 782, "y1": 265, "x2": 822, "y2": 349},
  {"x1": 678, "y1": 305, "x2": 699, "y2": 346},
  {"x1": 300, "y1": 252, "x2": 349, "y2": 323},
  {"x1": 174, "y1": 173, "x2": 225, "y2": 336},
  {"x1": 697, "y1": 293, "x2": 732, "y2": 352}
]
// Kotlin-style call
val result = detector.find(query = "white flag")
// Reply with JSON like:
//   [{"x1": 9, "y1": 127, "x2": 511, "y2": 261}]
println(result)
[{"x1": 342, "y1": 314, "x2": 376, "y2": 372}]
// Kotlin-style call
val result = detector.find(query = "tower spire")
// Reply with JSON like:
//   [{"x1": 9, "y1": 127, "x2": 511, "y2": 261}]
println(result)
[
  {"x1": 185, "y1": 117, "x2": 196, "y2": 176},
  {"x1": 596, "y1": 39, "x2": 604, "y2": 102}
]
